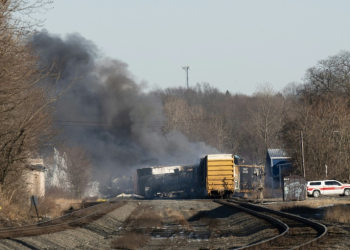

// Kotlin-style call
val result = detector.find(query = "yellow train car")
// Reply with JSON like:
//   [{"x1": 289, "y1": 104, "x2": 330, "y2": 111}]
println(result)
[{"x1": 199, "y1": 154, "x2": 234, "y2": 197}]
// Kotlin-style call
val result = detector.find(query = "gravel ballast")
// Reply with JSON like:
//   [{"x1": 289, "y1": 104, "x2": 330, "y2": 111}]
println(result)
[{"x1": 0, "y1": 199, "x2": 278, "y2": 250}]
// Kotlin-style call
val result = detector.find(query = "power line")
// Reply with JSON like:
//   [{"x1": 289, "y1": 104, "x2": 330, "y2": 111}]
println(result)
[{"x1": 53, "y1": 115, "x2": 257, "y2": 128}]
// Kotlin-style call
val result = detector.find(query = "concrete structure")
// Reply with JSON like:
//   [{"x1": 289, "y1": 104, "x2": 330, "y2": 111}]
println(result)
[{"x1": 25, "y1": 159, "x2": 46, "y2": 197}]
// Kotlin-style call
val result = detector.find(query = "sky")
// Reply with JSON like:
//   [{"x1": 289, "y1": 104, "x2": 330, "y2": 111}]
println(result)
[{"x1": 33, "y1": 0, "x2": 350, "y2": 95}]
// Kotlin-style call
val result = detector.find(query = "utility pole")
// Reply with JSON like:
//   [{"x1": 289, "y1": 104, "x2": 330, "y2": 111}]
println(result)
[
  {"x1": 301, "y1": 131, "x2": 305, "y2": 178},
  {"x1": 182, "y1": 66, "x2": 190, "y2": 88},
  {"x1": 255, "y1": 165, "x2": 266, "y2": 204}
]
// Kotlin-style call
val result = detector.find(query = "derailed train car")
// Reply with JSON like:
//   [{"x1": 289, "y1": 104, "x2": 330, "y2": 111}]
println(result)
[
  {"x1": 196, "y1": 154, "x2": 235, "y2": 198},
  {"x1": 234, "y1": 165, "x2": 264, "y2": 193},
  {"x1": 133, "y1": 154, "x2": 262, "y2": 198},
  {"x1": 135, "y1": 166, "x2": 195, "y2": 198}
]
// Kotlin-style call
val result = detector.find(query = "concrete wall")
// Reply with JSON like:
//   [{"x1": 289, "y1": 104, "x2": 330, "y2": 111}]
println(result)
[
  {"x1": 26, "y1": 158, "x2": 45, "y2": 197},
  {"x1": 25, "y1": 170, "x2": 45, "y2": 197}
]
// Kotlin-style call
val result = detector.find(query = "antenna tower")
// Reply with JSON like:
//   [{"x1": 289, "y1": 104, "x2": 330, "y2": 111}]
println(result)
[{"x1": 182, "y1": 66, "x2": 190, "y2": 88}]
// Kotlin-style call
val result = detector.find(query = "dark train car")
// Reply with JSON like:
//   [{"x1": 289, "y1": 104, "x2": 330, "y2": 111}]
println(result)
[
  {"x1": 135, "y1": 167, "x2": 153, "y2": 196},
  {"x1": 134, "y1": 165, "x2": 195, "y2": 198},
  {"x1": 143, "y1": 171, "x2": 194, "y2": 198},
  {"x1": 235, "y1": 165, "x2": 264, "y2": 193}
]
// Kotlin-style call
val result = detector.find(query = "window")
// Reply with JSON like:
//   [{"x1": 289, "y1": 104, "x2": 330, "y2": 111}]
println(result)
[
  {"x1": 310, "y1": 182, "x2": 321, "y2": 186},
  {"x1": 325, "y1": 181, "x2": 334, "y2": 185}
]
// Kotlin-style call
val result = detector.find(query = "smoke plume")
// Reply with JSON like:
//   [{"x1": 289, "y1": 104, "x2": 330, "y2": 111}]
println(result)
[{"x1": 31, "y1": 31, "x2": 219, "y2": 182}]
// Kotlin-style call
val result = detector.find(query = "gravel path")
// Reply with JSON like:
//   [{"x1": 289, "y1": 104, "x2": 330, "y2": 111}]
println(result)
[{"x1": 0, "y1": 199, "x2": 278, "y2": 250}]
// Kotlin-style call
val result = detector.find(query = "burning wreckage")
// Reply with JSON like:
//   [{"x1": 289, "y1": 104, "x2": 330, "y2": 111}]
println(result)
[
  {"x1": 134, "y1": 165, "x2": 195, "y2": 198},
  {"x1": 131, "y1": 154, "x2": 264, "y2": 198}
]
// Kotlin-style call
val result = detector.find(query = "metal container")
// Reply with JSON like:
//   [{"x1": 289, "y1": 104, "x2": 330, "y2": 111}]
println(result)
[
  {"x1": 199, "y1": 154, "x2": 234, "y2": 197},
  {"x1": 282, "y1": 175, "x2": 306, "y2": 201},
  {"x1": 238, "y1": 165, "x2": 260, "y2": 193}
]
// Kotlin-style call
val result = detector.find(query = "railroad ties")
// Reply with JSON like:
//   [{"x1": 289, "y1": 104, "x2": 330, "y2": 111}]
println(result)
[{"x1": 216, "y1": 199, "x2": 327, "y2": 250}]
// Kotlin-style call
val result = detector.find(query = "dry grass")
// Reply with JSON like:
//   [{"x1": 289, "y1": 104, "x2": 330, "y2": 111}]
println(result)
[
  {"x1": 45, "y1": 187, "x2": 73, "y2": 199},
  {"x1": 0, "y1": 191, "x2": 36, "y2": 227},
  {"x1": 267, "y1": 197, "x2": 350, "y2": 211},
  {"x1": 111, "y1": 231, "x2": 149, "y2": 249},
  {"x1": 53, "y1": 198, "x2": 83, "y2": 211},
  {"x1": 265, "y1": 198, "x2": 350, "y2": 224},
  {"x1": 0, "y1": 186, "x2": 83, "y2": 227},
  {"x1": 27, "y1": 197, "x2": 82, "y2": 219},
  {"x1": 36, "y1": 197, "x2": 60, "y2": 218},
  {"x1": 164, "y1": 208, "x2": 190, "y2": 228},
  {"x1": 324, "y1": 205, "x2": 350, "y2": 223},
  {"x1": 36, "y1": 189, "x2": 82, "y2": 219},
  {"x1": 41, "y1": 187, "x2": 81, "y2": 217},
  {"x1": 0, "y1": 199, "x2": 22, "y2": 220},
  {"x1": 125, "y1": 205, "x2": 162, "y2": 228}
]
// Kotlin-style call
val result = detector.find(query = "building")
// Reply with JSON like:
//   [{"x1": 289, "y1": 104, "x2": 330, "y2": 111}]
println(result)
[
  {"x1": 25, "y1": 159, "x2": 46, "y2": 197},
  {"x1": 266, "y1": 149, "x2": 292, "y2": 188}
]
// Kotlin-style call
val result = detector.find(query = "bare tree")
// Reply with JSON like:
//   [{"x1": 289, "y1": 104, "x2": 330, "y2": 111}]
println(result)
[
  {"x1": 0, "y1": 0, "x2": 62, "y2": 191},
  {"x1": 302, "y1": 51, "x2": 350, "y2": 99},
  {"x1": 243, "y1": 84, "x2": 286, "y2": 163},
  {"x1": 63, "y1": 146, "x2": 92, "y2": 198},
  {"x1": 282, "y1": 93, "x2": 350, "y2": 180}
]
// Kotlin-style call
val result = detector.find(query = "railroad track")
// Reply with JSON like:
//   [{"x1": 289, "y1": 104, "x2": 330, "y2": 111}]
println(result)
[
  {"x1": 216, "y1": 199, "x2": 327, "y2": 250},
  {"x1": 0, "y1": 201, "x2": 123, "y2": 239}
]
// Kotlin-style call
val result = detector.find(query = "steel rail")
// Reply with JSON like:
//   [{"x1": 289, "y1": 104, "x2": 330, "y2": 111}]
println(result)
[
  {"x1": 224, "y1": 199, "x2": 328, "y2": 250},
  {"x1": 215, "y1": 200, "x2": 289, "y2": 250},
  {"x1": 0, "y1": 201, "x2": 121, "y2": 239},
  {"x1": 0, "y1": 201, "x2": 108, "y2": 232}
]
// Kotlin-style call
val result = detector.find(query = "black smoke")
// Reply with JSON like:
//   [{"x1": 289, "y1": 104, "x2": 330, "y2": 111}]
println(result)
[{"x1": 31, "y1": 31, "x2": 219, "y2": 182}]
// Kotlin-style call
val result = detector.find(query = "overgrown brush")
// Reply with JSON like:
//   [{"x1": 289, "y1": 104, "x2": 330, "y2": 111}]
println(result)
[
  {"x1": 45, "y1": 187, "x2": 74, "y2": 199},
  {"x1": 37, "y1": 188, "x2": 82, "y2": 218},
  {"x1": 0, "y1": 188, "x2": 35, "y2": 227},
  {"x1": 36, "y1": 196, "x2": 62, "y2": 218}
]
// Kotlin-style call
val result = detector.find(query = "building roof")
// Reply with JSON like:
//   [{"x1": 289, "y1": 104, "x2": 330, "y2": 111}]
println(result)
[
  {"x1": 267, "y1": 149, "x2": 290, "y2": 159},
  {"x1": 207, "y1": 154, "x2": 233, "y2": 160},
  {"x1": 26, "y1": 158, "x2": 46, "y2": 172},
  {"x1": 27, "y1": 164, "x2": 46, "y2": 172}
]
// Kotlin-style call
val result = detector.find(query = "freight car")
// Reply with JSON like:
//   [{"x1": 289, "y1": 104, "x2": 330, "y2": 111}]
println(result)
[
  {"x1": 134, "y1": 165, "x2": 195, "y2": 198},
  {"x1": 133, "y1": 154, "x2": 263, "y2": 198},
  {"x1": 234, "y1": 165, "x2": 264, "y2": 193},
  {"x1": 196, "y1": 154, "x2": 235, "y2": 198}
]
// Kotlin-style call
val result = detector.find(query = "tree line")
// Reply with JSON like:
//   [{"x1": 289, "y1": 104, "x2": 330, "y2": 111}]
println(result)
[{"x1": 155, "y1": 51, "x2": 350, "y2": 181}]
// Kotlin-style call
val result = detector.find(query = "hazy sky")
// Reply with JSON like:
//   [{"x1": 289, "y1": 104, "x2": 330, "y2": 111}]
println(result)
[{"x1": 36, "y1": 1, "x2": 350, "y2": 95}]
